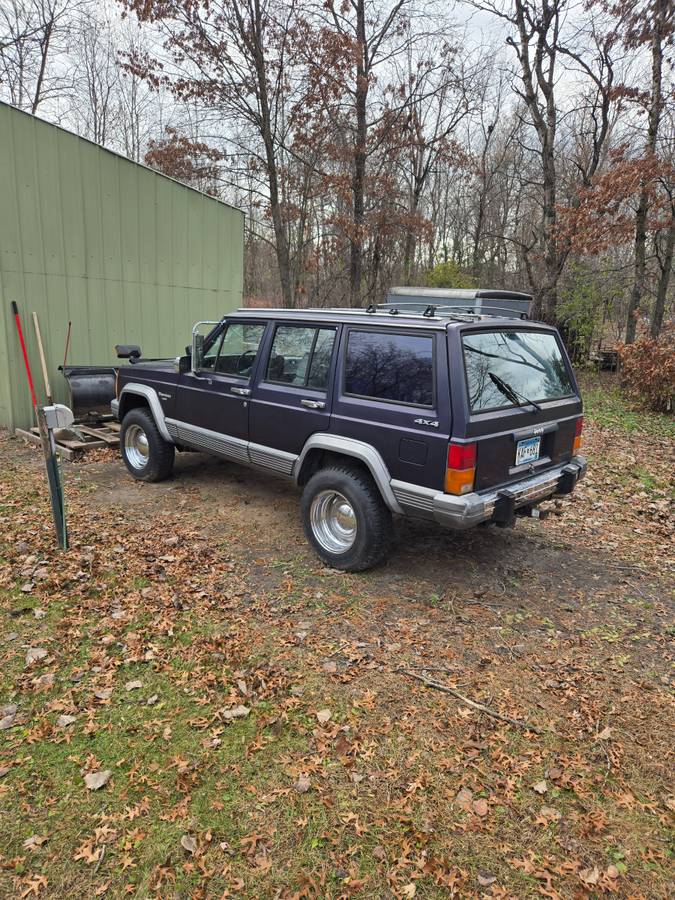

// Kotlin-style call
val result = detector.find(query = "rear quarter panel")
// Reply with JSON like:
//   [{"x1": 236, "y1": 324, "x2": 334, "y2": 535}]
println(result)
[{"x1": 329, "y1": 326, "x2": 451, "y2": 490}]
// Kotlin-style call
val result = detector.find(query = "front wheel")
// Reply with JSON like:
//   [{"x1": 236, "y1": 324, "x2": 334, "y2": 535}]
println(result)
[
  {"x1": 120, "y1": 408, "x2": 175, "y2": 482},
  {"x1": 300, "y1": 465, "x2": 392, "y2": 572}
]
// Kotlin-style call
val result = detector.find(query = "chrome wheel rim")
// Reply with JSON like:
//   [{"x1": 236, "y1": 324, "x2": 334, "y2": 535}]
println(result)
[
  {"x1": 124, "y1": 423, "x2": 149, "y2": 469},
  {"x1": 310, "y1": 490, "x2": 357, "y2": 554}
]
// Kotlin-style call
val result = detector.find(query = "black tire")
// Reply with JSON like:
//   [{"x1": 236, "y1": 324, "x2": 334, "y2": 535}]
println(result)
[
  {"x1": 300, "y1": 464, "x2": 392, "y2": 572},
  {"x1": 120, "y1": 407, "x2": 175, "y2": 482}
]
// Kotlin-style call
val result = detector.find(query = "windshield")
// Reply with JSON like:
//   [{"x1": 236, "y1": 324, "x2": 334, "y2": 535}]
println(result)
[{"x1": 462, "y1": 330, "x2": 574, "y2": 412}]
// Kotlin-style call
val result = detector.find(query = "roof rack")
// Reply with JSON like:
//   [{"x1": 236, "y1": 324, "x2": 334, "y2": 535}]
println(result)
[
  {"x1": 233, "y1": 305, "x2": 528, "y2": 323},
  {"x1": 237, "y1": 305, "x2": 449, "y2": 321},
  {"x1": 379, "y1": 300, "x2": 529, "y2": 321}
]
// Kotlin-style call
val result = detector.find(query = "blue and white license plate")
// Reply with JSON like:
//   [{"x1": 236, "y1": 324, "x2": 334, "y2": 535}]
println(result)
[{"x1": 515, "y1": 436, "x2": 541, "y2": 466}]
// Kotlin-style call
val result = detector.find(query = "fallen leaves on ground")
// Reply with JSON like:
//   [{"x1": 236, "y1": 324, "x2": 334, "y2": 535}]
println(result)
[{"x1": 0, "y1": 389, "x2": 673, "y2": 898}]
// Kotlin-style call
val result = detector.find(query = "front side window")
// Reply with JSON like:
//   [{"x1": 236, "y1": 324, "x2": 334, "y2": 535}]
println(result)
[
  {"x1": 462, "y1": 329, "x2": 574, "y2": 411},
  {"x1": 213, "y1": 323, "x2": 266, "y2": 378},
  {"x1": 266, "y1": 325, "x2": 336, "y2": 390},
  {"x1": 344, "y1": 330, "x2": 434, "y2": 406}
]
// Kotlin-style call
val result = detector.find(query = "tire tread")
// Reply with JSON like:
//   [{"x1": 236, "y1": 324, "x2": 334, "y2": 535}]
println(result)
[
  {"x1": 120, "y1": 408, "x2": 174, "y2": 482},
  {"x1": 301, "y1": 462, "x2": 392, "y2": 571}
]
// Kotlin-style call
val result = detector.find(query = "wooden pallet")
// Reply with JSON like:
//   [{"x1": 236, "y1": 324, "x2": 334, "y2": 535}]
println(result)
[
  {"x1": 78, "y1": 422, "x2": 120, "y2": 445},
  {"x1": 15, "y1": 421, "x2": 120, "y2": 460}
]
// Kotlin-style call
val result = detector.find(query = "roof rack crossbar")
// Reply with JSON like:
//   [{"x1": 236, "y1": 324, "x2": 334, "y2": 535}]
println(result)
[{"x1": 379, "y1": 301, "x2": 528, "y2": 321}]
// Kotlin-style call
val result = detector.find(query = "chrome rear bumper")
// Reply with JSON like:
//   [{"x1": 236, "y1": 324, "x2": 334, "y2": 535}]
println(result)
[{"x1": 391, "y1": 456, "x2": 587, "y2": 530}]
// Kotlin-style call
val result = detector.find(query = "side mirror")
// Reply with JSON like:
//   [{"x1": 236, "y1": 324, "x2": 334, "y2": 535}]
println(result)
[
  {"x1": 176, "y1": 354, "x2": 191, "y2": 374},
  {"x1": 191, "y1": 332, "x2": 204, "y2": 374},
  {"x1": 115, "y1": 344, "x2": 142, "y2": 360}
]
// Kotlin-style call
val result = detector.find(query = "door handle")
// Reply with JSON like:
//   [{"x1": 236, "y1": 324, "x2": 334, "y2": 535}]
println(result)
[
  {"x1": 301, "y1": 399, "x2": 326, "y2": 410},
  {"x1": 231, "y1": 386, "x2": 251, "y2": 396}
]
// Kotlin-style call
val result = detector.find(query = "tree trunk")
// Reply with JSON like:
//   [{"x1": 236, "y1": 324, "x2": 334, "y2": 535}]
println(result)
[
  {"x1": 626, "y1": 191, "x2": 649, "y2": 343},
  {"x1": 472, "y1": 124, "x2": 494, "y2": 279},
  {"x1": 471, "y1": 191, "x2": 486, "y2": 279},
  {"x1": 541, "y1": 140, "x2": 559, "y2": 323},
  {"x1": 403, "y1": 184, "x2": 422, "y2": 283},
  {"x1": 403, "y1": 227, "x2": 415, "y2": 284},
  {"x1": 651, "y1": 216, "x2": 674, "y2": 338},
  {"x1": 625, "y1": 0, "x2": 665, "y2": 342},
  {"x1": 510, "y1": 0, "x2": 562, "y2": 324},
  {"x1": 251, "y1": 3, "x2": 294, "y2": 308},
  {"x1": 263, "y1": 128, "x2": 293, "y2": 308},
  {"x1": 350, "y1": 0, "x2": 367, "y2": 308},
  {"x1": 31, "y1": 17, "x2": 53, "y2": 114}
]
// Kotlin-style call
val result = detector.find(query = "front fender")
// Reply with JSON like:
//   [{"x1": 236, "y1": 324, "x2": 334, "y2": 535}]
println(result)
[{"x1": 117, "y1": 383, "x2": 173, "y2": 443}]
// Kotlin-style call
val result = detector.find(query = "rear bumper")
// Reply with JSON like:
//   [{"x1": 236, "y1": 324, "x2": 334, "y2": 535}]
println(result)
[{"x1": 391, "y1": 456, "x2": 587, "y2": 530}]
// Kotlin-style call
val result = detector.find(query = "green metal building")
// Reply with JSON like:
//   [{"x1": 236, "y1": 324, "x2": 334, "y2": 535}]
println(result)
[{"x1": 0, "y1": 101, "x2": 244, "y2": 430}]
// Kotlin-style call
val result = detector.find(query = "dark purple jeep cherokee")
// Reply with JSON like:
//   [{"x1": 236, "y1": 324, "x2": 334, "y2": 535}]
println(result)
[{"x1": 112, "y1": 296, "x2": 586, "y2": 571}]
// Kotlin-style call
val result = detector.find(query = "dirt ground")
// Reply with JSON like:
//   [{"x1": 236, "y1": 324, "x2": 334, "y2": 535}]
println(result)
[{"x1": 0, "y1": 393, "x2": 673, "y2": 899}]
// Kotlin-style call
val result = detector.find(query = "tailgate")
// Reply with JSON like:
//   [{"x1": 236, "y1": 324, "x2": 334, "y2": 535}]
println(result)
[
  {"x1": 471, "y1": 400, "x2": 581, "y2": 491},
  {"x1": 456, "y1": 325, "x2": 582, "y2": 492}
]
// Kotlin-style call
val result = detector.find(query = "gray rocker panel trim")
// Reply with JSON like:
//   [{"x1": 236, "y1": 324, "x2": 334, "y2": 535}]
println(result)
[
  {"x1": 248, "y1": 442, "x2": 297, "y2": 476},
  {"x1": 294, "y1": 434, "x2": 403, "y2": 515},
  {"x1": 118, "y1": 384, "x2": 173, "y2": 442},
  {"x1": 165, "y1": 418, "x2": 249, "y2": 464}
]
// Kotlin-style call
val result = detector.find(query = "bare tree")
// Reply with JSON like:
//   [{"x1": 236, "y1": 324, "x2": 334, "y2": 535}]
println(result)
[
  {"x1": 393, "y1": 40, "x2": 476, "y2": 282},
  {"x1": 622, "y1": 0, "x2": 673, "y2": 342},
  {"x1": 0, "y1": 0, "x2": 78, "y2": 114},
  {"x1": 72, "y1": 11, "x2": 121, "y2": 145},
  {"x1": 119, "y1": 0, "x2": 301, "y2": 307},
  {"x1": 302, "y1": 0, "x2": 430, "y2": 305},
  {"x1": 466, "y1": 1, "x2": 620, "y2": 321}
]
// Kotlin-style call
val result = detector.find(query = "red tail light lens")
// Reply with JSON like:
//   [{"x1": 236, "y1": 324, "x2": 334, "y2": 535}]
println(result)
[
  {"x1": 573, "y1": 416, "x2": 583, "y2": 453},
  {"x1": 447, "y1": 442, "x2": 476, "y2": 470}
]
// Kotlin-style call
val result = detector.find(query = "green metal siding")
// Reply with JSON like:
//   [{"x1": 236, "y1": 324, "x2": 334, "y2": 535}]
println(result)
[{"x1": 0, "y1": 101, "x2": 244, "y2": 429}]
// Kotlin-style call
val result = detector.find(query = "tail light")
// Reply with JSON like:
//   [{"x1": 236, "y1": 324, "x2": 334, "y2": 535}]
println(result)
[
  {"x1": 573, "y1": 417, "x2": 583, "y2": 454},
  {"x1": 445, "y1": 442, "x2": 476, "y2": 495}
]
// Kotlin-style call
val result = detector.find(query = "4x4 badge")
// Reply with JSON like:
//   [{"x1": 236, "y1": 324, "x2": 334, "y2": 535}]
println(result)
[{"x1": 414, "y1": 418, "x2": 439, "y2": 428}]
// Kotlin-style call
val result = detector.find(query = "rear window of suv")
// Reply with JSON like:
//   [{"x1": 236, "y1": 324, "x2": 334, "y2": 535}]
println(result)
[{"x1": 462, "y1": 329, "x2": 574, "y2": 411}]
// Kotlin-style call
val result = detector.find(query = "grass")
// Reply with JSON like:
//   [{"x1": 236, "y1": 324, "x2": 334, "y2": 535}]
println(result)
[{"x1": 579, "y1": 372, "x2": 675, "y2": 438}]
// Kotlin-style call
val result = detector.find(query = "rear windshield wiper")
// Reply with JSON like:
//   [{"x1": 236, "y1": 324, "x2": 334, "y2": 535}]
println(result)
[{"x1": 489, "y1": 372, "x2": 541, "y2": 412}]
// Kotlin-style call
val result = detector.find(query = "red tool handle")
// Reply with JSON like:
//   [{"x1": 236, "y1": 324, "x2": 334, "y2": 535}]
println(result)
[{"x1": 11, "y1": 300, "x2": 38, "y2": 410}]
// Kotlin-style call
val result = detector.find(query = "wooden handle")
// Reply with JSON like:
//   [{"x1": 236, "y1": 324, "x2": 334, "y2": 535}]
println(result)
[{"x1": 32, "y1": 311, "x2": 52, "y2": 403}]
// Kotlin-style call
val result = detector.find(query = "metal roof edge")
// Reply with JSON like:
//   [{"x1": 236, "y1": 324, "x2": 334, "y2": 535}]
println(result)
[{"x1": 0, "y1": 99, "x2": 244, "y2": 216}]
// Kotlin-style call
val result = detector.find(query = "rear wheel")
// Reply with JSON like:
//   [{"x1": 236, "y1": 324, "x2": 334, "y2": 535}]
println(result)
[
  {"x1": 300, "y1": 464, "x2": 392, "y2": 571},
  {"x1": 120, "y1": 408, "x2": 174, "y2": 482}
]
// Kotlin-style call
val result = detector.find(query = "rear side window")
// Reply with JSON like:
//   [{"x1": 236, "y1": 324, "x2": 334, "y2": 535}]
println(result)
[
  {"x1": 344, "y1": 330, "x2": 434, "y2": 406},
  {"x1": 266, "y1": 325, "x2": 336, "y2": 390},
  {"x1": 462, "y1": 329, "x2": 574, "y2": 411}
]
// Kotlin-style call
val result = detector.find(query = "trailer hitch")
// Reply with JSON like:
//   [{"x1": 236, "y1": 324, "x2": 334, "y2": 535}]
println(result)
[{"x1": 492, "y1": 489, "x2": 516, "y2": 528}]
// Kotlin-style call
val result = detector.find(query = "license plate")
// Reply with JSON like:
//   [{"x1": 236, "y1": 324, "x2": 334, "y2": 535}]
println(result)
[{"x1": 515, "y1": 436, "x2": 541, "y2": 466}]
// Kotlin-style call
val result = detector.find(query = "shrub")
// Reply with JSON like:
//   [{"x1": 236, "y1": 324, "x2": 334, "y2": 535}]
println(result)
[
  {"x1": 424, "y1": 261, "x2": 476, "y2": 290},
  {"x1": 617, "y1": 325, "x2": 675, "y2": 413},
  {"x1": 557, "y1": 264, "x2": 621, "y2": 363}
]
